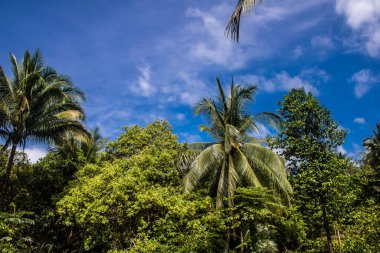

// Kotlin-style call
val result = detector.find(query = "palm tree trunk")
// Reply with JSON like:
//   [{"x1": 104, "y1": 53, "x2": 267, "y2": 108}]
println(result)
[
  {"x1": 320, "y1": 193, "x2": 333, "y2": 253},
  {"x1": 0, "y1": 143, "x2": 17, "y2": 209}
]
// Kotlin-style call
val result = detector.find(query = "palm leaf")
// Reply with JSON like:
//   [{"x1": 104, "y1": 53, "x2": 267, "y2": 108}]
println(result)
[
  {"x1": 226, "y1": 0, "x2": 262, "y2": 41},
  {"x1": 183, "y1": 144, "x2": 224, "y2": 194},
  {"x1": 243, "y1": 143, "x2": 292, "y2": 204}
]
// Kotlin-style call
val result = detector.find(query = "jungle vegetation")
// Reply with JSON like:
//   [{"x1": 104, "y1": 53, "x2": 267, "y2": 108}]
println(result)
[{"x1": 0, "y1": 51, "x2": 379, "y2": 252}]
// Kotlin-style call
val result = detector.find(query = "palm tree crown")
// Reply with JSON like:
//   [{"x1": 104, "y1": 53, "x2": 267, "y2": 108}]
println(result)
[
  {"x1": 0, "y1": 50, "x2": 89, "y2": 208},
  {"x1": 183, "y1": 78, "x2": 292, "y2": 208},
  {"x1": 363, "y1": 123, "x2": 380, "y2": 168},
  {"x1": 52, "y1": 126, "x2": 106, "y2": 163}
]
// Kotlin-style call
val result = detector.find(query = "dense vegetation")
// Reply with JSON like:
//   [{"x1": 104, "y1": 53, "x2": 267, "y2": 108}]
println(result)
[{"x1": 0, "y1": 51, "x2": 379, "y2": 252}]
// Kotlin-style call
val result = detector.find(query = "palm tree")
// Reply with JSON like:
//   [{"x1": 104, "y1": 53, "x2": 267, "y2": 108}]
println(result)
[
  {"x1": 226, "y1": 0, "x2": 262, "y2": 41},
  {"x1": 363, "y1": 123, "x2": 380, "y2": 201},
  {"x1": 52, "y1": 126, "x2": 106, "y2": 163},
  {"x1": 363, "y1": 123, "x2": 380, "y2": 168},
  {"x1": 0, "y1": 50, "x2": 89, "y2": 208},
  {"x1": 183, "y1": 78, "x2": 292, "y2": 208}
]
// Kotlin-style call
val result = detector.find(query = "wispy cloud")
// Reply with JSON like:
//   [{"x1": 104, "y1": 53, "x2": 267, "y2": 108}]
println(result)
[
  {"x1": 178, "y1": 132, "x2": 202, "y2": 143},
  {"x1": 311, "y1": 35, "x2": 335, "y2": 49},
  {"x1": 347, "y1": 142, "x2": 365, "y2": 160},
  {"x1": 24, "y1": 146, "x2": 47, "y2": 163},
  {"x1": 121, "y1": 0, "x2": 334, "y2": 109},
  {"x1": 176, "y1": 113, "x2": 186, "y2": 121},
  {"x1": 350, "y1": 69, "x2": 380, "y2": 98},
  {"x1": 336, "y1": 0, "x2": 380, "y2": 57},
  {"x1": 130, "y1": 65, "x2": 156, "y2": 97},
  {"x1": 185, "y1": 5, "x2": 257, "y2": 70},
  {"x1": 165, "y1": 71, "x2": 213, "y2": 105},
  {"x1": 353, "y1": 117, "x2": 366, "y2": 124},
  {"x1": 292, "y1": 45, "x2": 304, "y2": 58},
  {"x1": 337, "y1": 145, "x2": 347, "y2": 155},
  {"x1": 237, "y1": 68, "x2": 330, "y2": 95}
]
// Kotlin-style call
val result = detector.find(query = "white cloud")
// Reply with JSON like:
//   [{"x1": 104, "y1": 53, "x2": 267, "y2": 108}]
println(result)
[
  {"x1": 238, "y1": 68, "x2": 329, "y2": 95},
  {"x1": 185, "y1": 6, "x2": 252, "y2": 70},
  {"x1": 184, "y1": 0, "x2": 330, "y2": 70},
  {"x1": 353, "y1": 117, "x2": 366, "y2": 124},
  {"x1": 347, "y1": 142, "x2": 365, "y2": 160},
  {"x1": 311, "y1": 35, "x2": 335, "y2": 49},
  {"x1": 131, "y1": 65, "x2": 156, "y2": 97},
  {"x1": 337, "y1": 145, "x2": 347, "y2": 155},
  {"x1": 176, "y1": 113, "x2": 186, "y2": 121},
  {"x1": 293, "y1": 45, "x2": 304, "y2": 58},
  {"x1": 124, "y1": 0, "x2": 333, "y2": 108},
  {"x1": 162, "y1": 71, "x2": 213, "y2": 105},
  {"x1": 336, "y1": 0, "x2": 380, "y2": 57},
  {"x1": 24, "y1": 147, "x2": 47, "y2": 163},
  {"x1": 350, "y1": 69, "x2": 380, "y2": 98},
  {"x1": 178, "y1": 133, "x2": 202, "y2": 143}
]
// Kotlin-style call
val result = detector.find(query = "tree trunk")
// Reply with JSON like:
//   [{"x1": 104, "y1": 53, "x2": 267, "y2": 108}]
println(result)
[
  {"x1": 0, "y1": 143, "x2": 17, "y2": 209},
  {"x1": 320, "y1": 194, "x2": 333, "y2": 253},
  {"x1": 249, "y1": 223, "x2": 257, "y2": 251},
  {"x1": 240, "y1": 230, "x2": 244, "y2": 253},
  {"x1": 334, "y1": 223, "x2": 342, "y2": 253}
]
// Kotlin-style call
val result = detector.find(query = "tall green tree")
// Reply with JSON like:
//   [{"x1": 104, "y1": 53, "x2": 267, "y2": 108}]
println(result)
[
  {"x1": 0, "y1": 50, "x2": 89, "y2": 209},
  {"x1": 271, "y1": 88, "x2": 346, "y2": 253},
  {"x1": 183, "y1": 78, "x2": 292, "y2": 209}
]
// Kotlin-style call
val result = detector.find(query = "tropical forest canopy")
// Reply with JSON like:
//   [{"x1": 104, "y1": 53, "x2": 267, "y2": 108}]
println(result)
[
  {"x1": 0, "y1": 50, "x2": 378, "y2": 253},
  {"x1": 0, "y1": 1, "x2": 379, "y2": 252}
]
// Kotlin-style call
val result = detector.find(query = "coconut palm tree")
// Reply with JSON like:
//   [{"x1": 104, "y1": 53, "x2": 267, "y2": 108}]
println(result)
[
  {"x1": 183, "y1": 78, "x2": 292, "y2": 208},
  {"x1": 226, "y1": 0, "x2": 261, "y2": 41},
  {"x1": 363, "y1": 123, "x2": 380, "y2": 168},
  {"x1": 0, "y1": 50, "x2": 89, "y2": 208},
  {"x1": 52, "y1": 126, "x2": 106, "y2": 163},
  {"x1": 363, "y1": 123, "x2": 380, "y2": 201}
]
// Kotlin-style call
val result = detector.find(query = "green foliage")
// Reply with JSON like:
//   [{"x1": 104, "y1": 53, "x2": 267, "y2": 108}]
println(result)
[
  {"x1": 340, "y1": 203, "x2": 380, "y2": 252},
  {"x1": 57, "y1": 121, "x2": 225, "y2": 252},
  {"x1": 272, "y1": 88, "x2": 346, "y2": 174},
  {"x1": 183, "y1": 78, "x2": 291, "y2": 209},
  {"x1": 0, "y1": 210, "x2": 34, "y2": 252},
  {"x1": 272, "y1": 88, "x2": 348, "y2": 252},
  {"x1": 0, "y1": 65, "x2": 378, "y2": 253},
  {"x1": 230, "y1": 187, "x2": 285, "y2": 252},
  {"x1": 228, "y1": 187, "x2": 307, "y2": 253},
  {"x1": 52, "y1": 126, "x2": 107, "y2": 165},
  {"x1": 0, "y1": 50, "x2": 89, "y2": 209},
  {"x1": 0, "y1": 125, "x2": 104, "y2": 250},
  {"x1": 363, "y1": 123, "x2": 380, "y2": 202}
]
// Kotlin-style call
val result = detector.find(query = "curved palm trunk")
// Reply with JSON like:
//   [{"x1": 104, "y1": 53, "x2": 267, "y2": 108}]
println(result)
[{"x1": 0, "y1": 143, "x2": 17, "y2": 209}]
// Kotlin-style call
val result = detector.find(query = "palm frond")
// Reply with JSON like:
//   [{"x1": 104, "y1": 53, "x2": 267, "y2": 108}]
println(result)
[
  {"x1": 186, "y1": 142, "x2": 214, "y2": 151},
  {"x1": 226, "y1": 0, "x2": 262, "y2": 42},
  {"x1": 9, "y1": 53, "x2": 20, "y2": 87},
  {"x1": 253, "y1": 112, "x2": 282, "y2": 131},
  {"x1": 234, "y1": 147, "x2": 262, "y2": 187},
  {"x1": 183, "y1": 144, "x2": 224, "y2": 194},
  {"x1": 216, "y1": 77, "x2": 228, "y2": 113},
  {"x1": 55, "y1": 109, "x2": 84, "y2": 121},
  {"x1": 216, "y1": 162, "x2": 227, "y2": 208},
  {"x1": 243, "y1": 143, "x2": 292, "y2": 204},
  {"x1": 227, "y1": 154, "x2": 239, "y2": 207}
]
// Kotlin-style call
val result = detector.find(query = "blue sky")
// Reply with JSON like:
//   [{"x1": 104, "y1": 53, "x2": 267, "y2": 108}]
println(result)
[{"x1": 0, "y1": 0, "x2": 379, "y2": 162}]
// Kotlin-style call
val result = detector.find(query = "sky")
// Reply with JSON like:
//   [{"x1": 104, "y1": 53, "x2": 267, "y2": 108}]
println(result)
[{"x1": 0, "y1": 0, "x2": 379, "y2": 162}]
